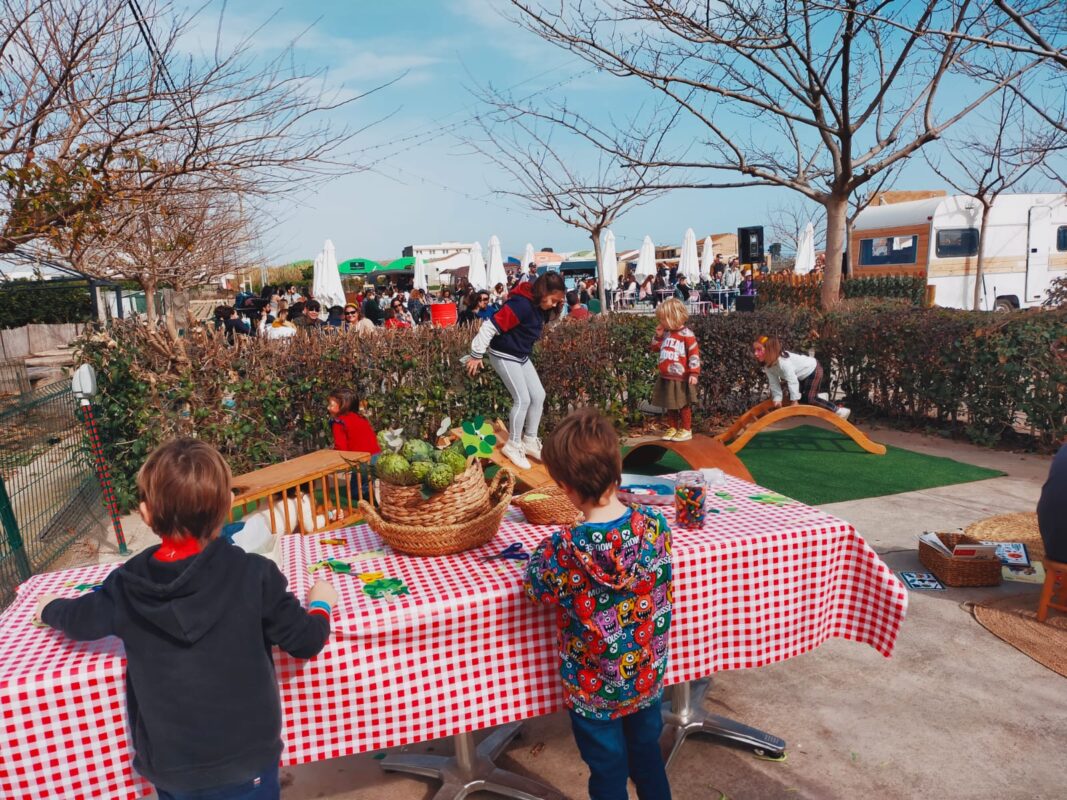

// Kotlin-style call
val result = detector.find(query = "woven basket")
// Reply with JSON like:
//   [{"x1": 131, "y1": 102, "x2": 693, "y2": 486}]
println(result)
[
  {"x1": 377, "y1": 456, "x2": 489, "y2": 527},
  {"x1": 918, "y1": 532, "x2": 1002, "y2": 587},
  {"x1": 964, "y1": 513, "x2": 1044, "y2": 562},
  {"x1": 513, "y1": 485, "x2": 582, "y2": 526},
  {"x1": 359, "y1": 469, "x2": 515, "y2": 556}
]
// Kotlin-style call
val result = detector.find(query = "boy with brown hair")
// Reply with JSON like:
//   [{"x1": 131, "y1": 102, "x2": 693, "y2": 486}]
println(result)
[
  {"x1": 34, "y1": 439, "x2": 337, "y2": 800},
  {"x1": 524, "y1": 408, "x2": 673, "y2": 800}
]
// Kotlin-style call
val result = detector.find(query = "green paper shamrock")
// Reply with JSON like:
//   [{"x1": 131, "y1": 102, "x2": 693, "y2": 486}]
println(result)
[
  {"x1": 460, "y1": 415, "x2": 498, "y2": 457},
  {"x1": 362, "y1": 577, "x2": 410, "y2": 600},
  {"x1": 748, "y1": 493, "x2": 793, "y2": 506}
]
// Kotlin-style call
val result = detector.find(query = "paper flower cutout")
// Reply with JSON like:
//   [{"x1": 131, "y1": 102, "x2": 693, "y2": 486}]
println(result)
[{"x1": 459, "y1": 415, "x2": 497, "y2": 457}]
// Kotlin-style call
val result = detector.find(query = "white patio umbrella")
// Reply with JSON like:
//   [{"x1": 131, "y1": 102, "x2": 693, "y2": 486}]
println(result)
[
  {"x1": 413, "y1": 253, "x2": 428, "y2": 292},
  {"x1": 700, "y1": 236, "x2": 714, "y2": 279},
  {"x1": 467, "y1": 241, "x2": 487, "y2": 290},
  {"x1": 679, "y1": 228, "x2": 700, "y2": 283},
  {"x1": 522, "y1": 242, "x2": 536, "y2": 271},
  {"x1": 794, "y1": 222, "x2": 816, "y2": 275},
  {"x1": 635, "y1": 235, "x2": 656, "y2": 280},
  {"x1": 486, "y1": 235, "x2": 508, "y2": 289},
  {"x1": 600, "y1": 229, "x2": 619, "y2": 291},
  {"x1": 313, "y1": 239, "x2": 346, "y2": 309}
]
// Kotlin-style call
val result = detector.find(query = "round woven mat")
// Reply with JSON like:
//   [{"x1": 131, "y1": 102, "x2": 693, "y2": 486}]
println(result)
[
  {"x1": 973, "y1": 594, "x2": 1067, "y2": 679},
  {"x1": 964, "y1": 512, "x2": 1044, "y2": 561}
]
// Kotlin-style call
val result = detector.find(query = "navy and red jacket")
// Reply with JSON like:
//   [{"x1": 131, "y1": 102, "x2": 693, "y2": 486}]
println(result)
[
  {"x1": 330, "y1": 411, "x2": 380, "y2": 454},
  {"x1": 469, "y1": 281, "x2": 545, "y2": 363}
]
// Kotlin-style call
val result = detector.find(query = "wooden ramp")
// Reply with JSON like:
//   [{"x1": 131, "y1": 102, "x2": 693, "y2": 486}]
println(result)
[
  {"x1": 623, "y1": 435, "x2": 754, "y2": 482},
  {"x1": 454, "y1": 421, "x2": 556, "y2": 492},
  {"x1": 716, "y1": 400, "x2": 887, "y2": 456}
]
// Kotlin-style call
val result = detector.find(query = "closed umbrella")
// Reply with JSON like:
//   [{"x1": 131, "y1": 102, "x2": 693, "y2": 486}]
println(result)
[
  {"x1": 468, "y1": 241, "x2": 487, "y2": 290},
  {"x1": 680, "y1": 228, "x2": 700, "y2": 283},
  {"x1": 794, "y1": 222, "x2": 816, "y2": 275},
  {"x1": 413, "y1": 253, "x2": 428, "y2": 292},
  {"x1": 487, "y1": 235, "x2": 508, "y2": 289},
  {"x1": 635, "y1": 235, "x2": 656, "y2": 280},
  {"x1": 700, "y1": 236, "x2": 714, "y2": 279},
  {"x1": 600, "y1": 229, "x2": 618, "y2": 291},
  {"x1": 313, "y1": 239, "x2": 346, "y2": 309},
  {"x1": 522, "y1": 242, "x2": 536, "y2": 272}
]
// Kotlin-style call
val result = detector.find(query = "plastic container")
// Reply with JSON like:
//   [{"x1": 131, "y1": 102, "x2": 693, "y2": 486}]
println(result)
[
  {"x1": 674, "y1": 470, "x2": 707, "y2": 528},
  {"x1": 429, "y1": 302, "x2": 458, "y2": 327}
]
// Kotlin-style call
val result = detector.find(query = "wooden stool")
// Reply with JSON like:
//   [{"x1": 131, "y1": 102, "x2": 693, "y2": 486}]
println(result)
[{"x1": 1036, "y1": 559, "x2": 1067, "y2": 622}]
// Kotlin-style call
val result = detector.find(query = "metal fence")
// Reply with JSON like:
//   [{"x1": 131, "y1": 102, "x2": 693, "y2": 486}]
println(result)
[{"x1": 0, "y1": 382, "x2": 107, "y2": 607}]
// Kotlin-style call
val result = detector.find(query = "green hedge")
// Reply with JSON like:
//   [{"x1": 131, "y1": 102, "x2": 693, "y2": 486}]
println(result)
[
  {"x1": 0, "y1": 280, "x2": 93, "y2": 328},
  {"x1": 79, "y1": 304, "x2": 1065, "y2": 511},
  {"x1": 755, "y1": 274, "x2": 927, "y2": 308}
]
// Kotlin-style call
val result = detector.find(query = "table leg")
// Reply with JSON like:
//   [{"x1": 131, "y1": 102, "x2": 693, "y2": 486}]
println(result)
[
  {"x1": 381, "y1": 722, "x2": 566, "y2": 800},
  {"x1": 660, "y1": 678, "x2": 786, "y2": 769}
]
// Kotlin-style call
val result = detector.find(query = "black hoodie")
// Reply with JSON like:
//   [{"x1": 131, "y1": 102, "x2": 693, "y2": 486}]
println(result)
[{"x1": 42, "y1": 537, "x2": 330, "y2": 792}]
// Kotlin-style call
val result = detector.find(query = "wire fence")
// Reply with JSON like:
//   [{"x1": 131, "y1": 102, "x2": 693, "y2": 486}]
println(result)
[{"x1": 0, "y1": 382, "x2": 106, "y2": 607}]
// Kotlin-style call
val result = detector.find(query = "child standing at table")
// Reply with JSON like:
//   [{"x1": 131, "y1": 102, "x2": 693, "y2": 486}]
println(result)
[
  {"x1": 752, "y1": 334, "x2": 851, "y2": 419},
  {"x1": 34, "y1": 439, "x2": 337, "y2": 800},
  {"x1": 525, "y1": 408, "x2": 673, "y2": 800},
  {"x1": 651, "y1": 298, "x2": 701, "y2": 442}
]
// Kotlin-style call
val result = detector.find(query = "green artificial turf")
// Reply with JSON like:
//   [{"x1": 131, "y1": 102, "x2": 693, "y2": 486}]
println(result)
[{"x1": 625, "y1": 425, "x2": 1005, "y2": 506}]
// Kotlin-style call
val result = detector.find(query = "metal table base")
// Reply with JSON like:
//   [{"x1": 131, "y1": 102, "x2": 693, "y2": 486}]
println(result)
[
  {"x1": 380, "y1": 722, "x2": 566, "y2": 800},
  {"x1": 660, "y1": 678, "x2": 787, "y2": 768}
]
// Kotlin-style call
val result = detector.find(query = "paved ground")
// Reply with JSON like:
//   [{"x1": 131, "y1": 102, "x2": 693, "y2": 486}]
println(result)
[{"x1": 76, "y1": 423, "x2": 1060, "y2": 800}]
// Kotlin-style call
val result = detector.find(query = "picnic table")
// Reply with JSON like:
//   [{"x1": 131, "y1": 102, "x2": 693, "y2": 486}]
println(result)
[{"x1": 0, "y1": 475, "x2": 907, "y2": 800}]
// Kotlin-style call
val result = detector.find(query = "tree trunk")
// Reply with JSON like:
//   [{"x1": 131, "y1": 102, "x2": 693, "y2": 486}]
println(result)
[
  {"x1": 973, "y1": 200, "x2": 992, "y2": 311},
  {"x1": 143, "y1": 281, "x2": 157, "y2": 326},
  {"x1": 820, "y1": 195, "x2": 849, "y2": 310},
  {"x1": 591, "y1": 229, "x2": 607, "y2": 309}
]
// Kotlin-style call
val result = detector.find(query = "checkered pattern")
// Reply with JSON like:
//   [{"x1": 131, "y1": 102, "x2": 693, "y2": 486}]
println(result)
[{"x1": 0, "y1": 476, "x2": 906, "y2": 799}]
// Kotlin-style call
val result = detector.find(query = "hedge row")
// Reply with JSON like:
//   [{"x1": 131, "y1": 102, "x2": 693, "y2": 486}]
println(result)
[
  {"x1": 79, "y1": 303, "x2": 1065, "y2": 511},
  {"x1": 755, "y1": 274, "x2": 927, "y2": 308},
  {"x1": 0, "y1": 280, "x2": 93, "y2": 329}
]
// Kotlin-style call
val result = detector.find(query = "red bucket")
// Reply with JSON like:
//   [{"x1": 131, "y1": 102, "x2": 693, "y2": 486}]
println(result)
[{"x1": 429, "y1": 302, "x2": 457, "y2": 328}]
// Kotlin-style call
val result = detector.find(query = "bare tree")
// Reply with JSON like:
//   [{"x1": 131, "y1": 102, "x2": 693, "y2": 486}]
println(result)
[
  {"x1": 924, "y1": 89, "x2": 1060, "y2": 310},
  {"x1": 467, "y1": 95, "x2": 676, "y2": 306},
  {"x1": 767, "y1": 198, "x2": 826, "y2": 260},
  {"x1": 0, "y1": 0, "x2": 385, "y2": 255},
  {"x1": 509, "y1": 0, "x2": 1039, "y2": 309}
]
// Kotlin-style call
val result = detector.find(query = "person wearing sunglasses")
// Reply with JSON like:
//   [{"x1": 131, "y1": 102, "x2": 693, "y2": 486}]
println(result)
[
  {"x1": 384, "y1": 299, "x2": 414, "y2": 330},
  {"x1": 341, "y1": 304, "x2": 375, "y2": 335}
]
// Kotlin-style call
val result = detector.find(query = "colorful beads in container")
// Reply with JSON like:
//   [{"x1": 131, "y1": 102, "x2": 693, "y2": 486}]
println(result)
[{"x1": 674, "y1": 471, "x2": 707, "y2": 528}]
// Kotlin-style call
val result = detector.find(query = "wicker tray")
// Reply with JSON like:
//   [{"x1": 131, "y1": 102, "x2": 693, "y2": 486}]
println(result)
[
  {"x1": 918, "y1": 532, "x2": 1002, "y2": 587},
  {"x1": 378, "y1": 456, "x2": 489, "y2": 527},
  {"x1": 513, "y1": 485, "x2": 582, "y2": 526},
  {"x1": 359, "y1": 469, "x2": 515, "y2": 556}
]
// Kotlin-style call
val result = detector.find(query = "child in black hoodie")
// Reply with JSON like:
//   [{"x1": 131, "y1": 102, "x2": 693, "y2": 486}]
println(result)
[{"x1": 34, "y1": 439, "x2": 336, "y2": 800}]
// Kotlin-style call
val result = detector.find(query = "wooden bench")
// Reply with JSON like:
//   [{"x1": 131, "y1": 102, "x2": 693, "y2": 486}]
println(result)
[{"x1": 229, "y1": 449, "x2": 374, "y2": 535}]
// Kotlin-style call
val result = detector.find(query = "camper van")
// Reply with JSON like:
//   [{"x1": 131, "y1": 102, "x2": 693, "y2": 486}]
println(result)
[{"x1": 850, "y1": 193, "x2": 1067, "y2": 310}]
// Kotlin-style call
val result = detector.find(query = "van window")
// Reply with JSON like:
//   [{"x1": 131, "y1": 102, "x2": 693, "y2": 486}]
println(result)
[
  {"x1": 1057, "y1": 226, "x2": 1067, "y2": 251},
  {"x1": 858, "y1": 235, "x2": 918, "y2": 267},
  {"x1": 935, "y1": 228, "x2": 979, "y2": 257}
]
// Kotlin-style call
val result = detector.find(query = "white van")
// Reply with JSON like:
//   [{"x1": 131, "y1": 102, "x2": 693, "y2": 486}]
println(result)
[{"x1": 850, "y1": 193, "x2": 1067, "y2": 310}]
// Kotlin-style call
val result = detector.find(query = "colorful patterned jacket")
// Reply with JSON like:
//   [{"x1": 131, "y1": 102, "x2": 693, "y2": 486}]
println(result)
[
  {"x1": 524, "y1": 505, "x2": 673, "y2": 720},
  {"x1": 651, "y1": 326, "x2": 701, "y2": 381}
]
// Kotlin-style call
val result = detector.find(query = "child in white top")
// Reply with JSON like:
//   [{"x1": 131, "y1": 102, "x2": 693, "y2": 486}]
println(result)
[{"x1": 753, "y1": 335, "x2": 850, "y2": 420}]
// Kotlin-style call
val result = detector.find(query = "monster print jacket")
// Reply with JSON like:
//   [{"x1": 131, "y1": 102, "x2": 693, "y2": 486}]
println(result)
[{"x1": 524, "y1": 505, "x2": 673, "y2": 720}]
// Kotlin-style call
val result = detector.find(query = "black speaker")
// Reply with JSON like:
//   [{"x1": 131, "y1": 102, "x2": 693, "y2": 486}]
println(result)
[
  {"x1": 735, "y1": 294, "x2": 756, "y2": 312},
  {"x1": 737, "y1": 226, "x2": 765, "y2": 263}
]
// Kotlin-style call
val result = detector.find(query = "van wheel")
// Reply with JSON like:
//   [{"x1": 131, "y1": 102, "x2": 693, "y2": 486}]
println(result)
[{"x1": 993, "y1": 298, "x2": 1016, "y2": 312}]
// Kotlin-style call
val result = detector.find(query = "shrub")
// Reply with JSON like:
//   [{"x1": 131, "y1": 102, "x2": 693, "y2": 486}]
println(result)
[
  {"x1": 0, "y1": 280, "x2": 93, "y2": 328},
  {"x1": 754, "y1": 273, "x2": 926, "y2": 308}
]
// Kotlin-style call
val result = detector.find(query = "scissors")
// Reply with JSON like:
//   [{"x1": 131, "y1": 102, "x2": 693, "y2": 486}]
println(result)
[{"x1": 482, "y1": 542, "x2": 530, "y2": 562}]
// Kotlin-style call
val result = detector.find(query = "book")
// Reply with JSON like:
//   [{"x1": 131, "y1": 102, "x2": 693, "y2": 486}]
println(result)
[
  {"x1": 900, "y1": 572, "x2": 945, "y2": 591},
  {"x1": 979, "y1": 541, "x2": 1031, "y2": 567},
  {"x1": 918, "y1": 531, "x2": 953, "y2": 557},
  {"x1": 950, "y1": 543, "x2": 999, "y2": 561},
  {"x1": 1002, "y1": 562, "x2": 1045, "y2": 584}
]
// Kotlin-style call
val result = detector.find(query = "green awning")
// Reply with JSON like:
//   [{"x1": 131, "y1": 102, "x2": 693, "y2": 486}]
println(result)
[
  {"x1": 338, "y1": 258, "x2": 384, "y2": 274},
  {"x1": 375, "y1": 257, "x2": 415, "y2": 272}
]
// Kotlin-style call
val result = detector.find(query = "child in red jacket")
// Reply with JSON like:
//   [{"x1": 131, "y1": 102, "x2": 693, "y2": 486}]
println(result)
[
  {"x1": 328, "y1": 388, "x2": 380, "y2": 502},
  {"x1": 650, "y1": 298, "x2": 700, "y2": 442}
]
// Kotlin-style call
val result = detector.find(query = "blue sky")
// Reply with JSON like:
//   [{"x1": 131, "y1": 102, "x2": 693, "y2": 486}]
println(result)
[{"x1": 179, "y1": 1, "x2": 1046, "y2": 265}]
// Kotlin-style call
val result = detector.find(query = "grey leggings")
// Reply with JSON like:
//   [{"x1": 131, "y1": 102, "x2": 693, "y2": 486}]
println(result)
[{"x1": 488, "y1": 354, "x2": 545, "y2": 443}]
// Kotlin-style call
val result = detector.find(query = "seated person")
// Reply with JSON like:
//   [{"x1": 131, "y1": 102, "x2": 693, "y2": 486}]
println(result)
[
  {"x1": 565, "y1": 290, "x2": 591, "y2": 321},
  {"x1": 1038, "y1": 441, "x2": 1067, "y2": 563}
]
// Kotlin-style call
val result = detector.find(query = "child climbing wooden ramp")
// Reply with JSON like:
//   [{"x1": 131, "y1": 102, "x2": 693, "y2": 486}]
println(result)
[{"x1": 717, "y1": 400, "x2": 887, "y2": 456}]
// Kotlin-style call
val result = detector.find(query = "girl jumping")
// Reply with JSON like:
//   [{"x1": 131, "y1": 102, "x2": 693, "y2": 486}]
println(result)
[
  {"x1": 752, "y1": 335, "x2": 851, "y2": 419},
  {"x1": 466, "y1": 272, "x2": 566, "y2": 469},
  {"x1": 651, "y1": 298, "x2": 701, "y2": 442}
]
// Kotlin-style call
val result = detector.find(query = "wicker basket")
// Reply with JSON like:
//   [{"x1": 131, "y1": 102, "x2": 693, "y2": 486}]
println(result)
[
  {"x1": 377, "y1": 456, "x2": 490, "y2": 526},
  {"x1": 513, "y1": 485, "x2": 582, "y2": 526},
  {"x1": 918, "y1": 532, "x2": 1002, "y2": 587},
  {"x1": 359, "y1": 469, "x2": 515, "y2": 556}
]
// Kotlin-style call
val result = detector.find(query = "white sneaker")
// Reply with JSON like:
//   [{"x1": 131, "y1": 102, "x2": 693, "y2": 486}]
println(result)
[
  {"x1": 835, "y1": 407, "x2": 851, "y2": 421},
  {"x1": 522, "y1": 435, "x2": 543, "y2": 460},
  {"x1": 501, "y1": 440, "x2": 531, "y2": 470},
  {"x1": 817, "y1": 393, "x2": 829, "y2": 401}
]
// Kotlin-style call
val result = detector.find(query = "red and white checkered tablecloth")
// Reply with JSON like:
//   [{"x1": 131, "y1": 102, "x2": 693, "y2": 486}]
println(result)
[{"x1": 0, "y1": 475, "x2": 906, "y2": 800}]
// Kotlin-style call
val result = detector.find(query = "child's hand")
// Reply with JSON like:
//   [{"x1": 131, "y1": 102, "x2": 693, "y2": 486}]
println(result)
[
  {"x1": 34, "y1": 594, "x2": 60, "y2": 626},
  {"x1": 308, "y1": 580, "x2": 338, "y2": 610},
  {"x1": 688, "y1": 375, "x2": 698, "y2": 386},
  {"x1": 465, "y1": 357, "x2": 483, "y2": 377}
]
